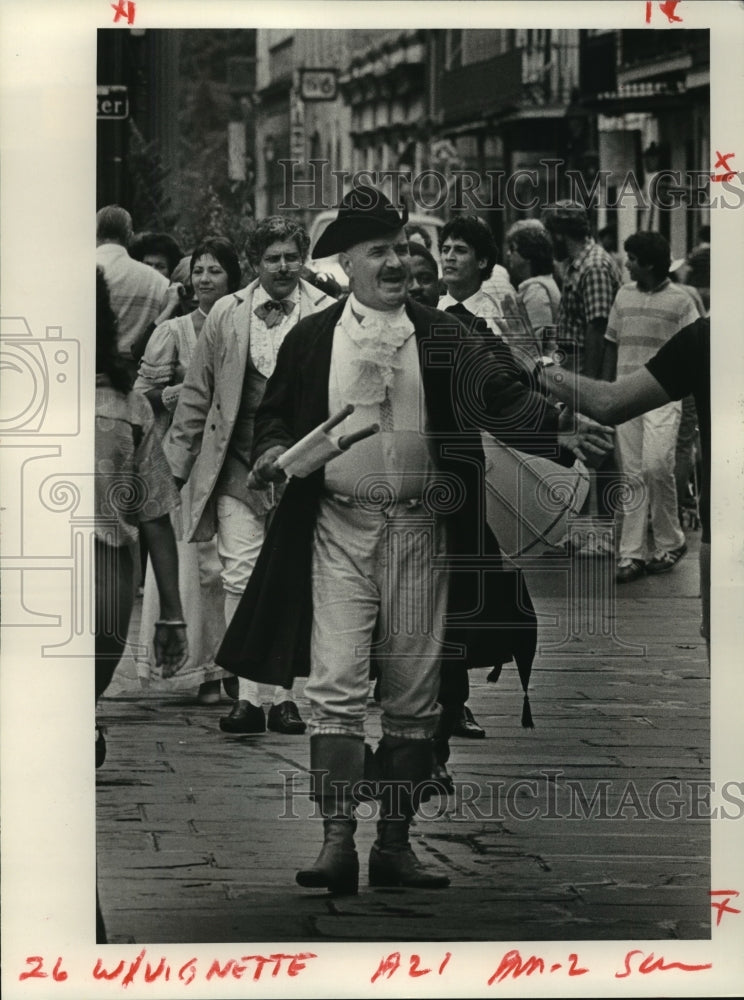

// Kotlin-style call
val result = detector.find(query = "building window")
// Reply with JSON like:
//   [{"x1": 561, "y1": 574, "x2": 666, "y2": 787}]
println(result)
[{"x1": 269, "y1": 36, "x2": 294, "y2": 83}]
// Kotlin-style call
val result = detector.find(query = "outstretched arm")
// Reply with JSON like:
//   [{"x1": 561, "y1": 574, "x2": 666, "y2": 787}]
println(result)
[{"x1": 541, "y1": 364, "x2": 671, "y2": 426}]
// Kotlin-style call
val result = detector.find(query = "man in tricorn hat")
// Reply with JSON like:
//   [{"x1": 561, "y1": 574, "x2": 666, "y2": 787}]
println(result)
[{"x1": 217, "y1": 186, "x2": 612, "y2": 894}]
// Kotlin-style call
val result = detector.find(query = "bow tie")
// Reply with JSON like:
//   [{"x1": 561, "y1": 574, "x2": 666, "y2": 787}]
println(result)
[{"x1": 254, "y1": 299, "x2": 296, "y2": 327}]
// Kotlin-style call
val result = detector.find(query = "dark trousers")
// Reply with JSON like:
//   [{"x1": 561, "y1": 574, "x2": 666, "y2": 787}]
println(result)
[
  {"x1": 434, "y1": 667, "x2": 470, "y2": 766},
  {"x1": 95, "y1": 539, "x2": 136, "y2": 701}
]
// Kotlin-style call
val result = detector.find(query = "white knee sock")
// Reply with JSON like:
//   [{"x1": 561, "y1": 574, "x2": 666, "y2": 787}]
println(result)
[
  {"x1": 238, "y1": 678, "x2": 261, "y2": 706},
  {"x1": 272, "y1": 687, "x2": 294, "y2": 706},
  {"x1": 223, "y1": 590, "x2": 242, "y2": 629}
]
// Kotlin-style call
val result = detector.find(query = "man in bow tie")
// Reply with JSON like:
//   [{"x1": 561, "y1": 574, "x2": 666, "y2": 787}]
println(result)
[
  {"x1": 164, "y1": 217, "x2": 336, "y2": 735},
  {"x1": 216, "y1": 186, "x2": 611, "y2": 896}
]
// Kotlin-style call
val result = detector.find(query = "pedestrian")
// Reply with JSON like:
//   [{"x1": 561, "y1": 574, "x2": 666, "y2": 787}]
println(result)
[
  {"x1": 504, "y1": 223, "x2": 561, "y2": 352},
  {"x1": 407, "y1": 239, "x2": 487, "y2": 760},
  {"x1": 541, "y1": 200, "x2": 622, "y2": 554},
  {"x1": 96, "y1": 265, "x2": 189, "y2": 945},
  {"x1": 134, "y1": 236, "x2": 244, "y2": 704},
  {"x1": 406, "y1": 241, "x2": 440, "y2": 307},
  {"x1": 95, "y1": 206, "x2": 173, "y2": 380},
  {"x1": 538, "y1": 316, "x2": 710, "y2": 656},
  {"x1": 128, "y1": 230, "x2": 193, "y2": 365},
  {"x1": 665, "y1": 260, "x2": 705, "y2": 525},
  {"x1": 541, "y1": 201, "x2": 621, "y2": 378},
  {"x1": 128, "y1": 231, "x2": 184, "y2": 280},
  {"x1": 602, "y1": 231, "x2": 699, "y2": 583},
  {"x1": 685, "y1": 224, "x2": 710, "y2": 314},
  {"x1": 163, "y1": 216, "x2": 336, "y2": 735},
  {"x1": 215, "y1": 185, "x2": 612, "y2": 894},
  {"x1": 411, "y1": 240, "x2": 490, "y2": 748},
  {"x1": 95, "y1": 267, "x2": 189, "y2": 747},
  {"x1": 438, "y1": 214, "x2": 507, "y2": 337}
]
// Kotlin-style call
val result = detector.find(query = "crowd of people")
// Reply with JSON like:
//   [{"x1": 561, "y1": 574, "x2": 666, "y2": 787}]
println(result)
[{"x1": 94, "y1": 190, "x2": 710, "y2": 896}]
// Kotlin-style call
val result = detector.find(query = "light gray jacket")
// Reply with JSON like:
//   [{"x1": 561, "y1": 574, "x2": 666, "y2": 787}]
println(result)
[{"x1": 163, "y1": 277, "x2": 335, "y2": 540}]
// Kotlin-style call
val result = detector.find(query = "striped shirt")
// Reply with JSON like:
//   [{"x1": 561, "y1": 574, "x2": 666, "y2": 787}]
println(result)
[
  {"x1": 96, "y1": 243, "x2": 170, "y2": 359},
  {"x1": 605, "y1": 279, "x2": 700, "y2": 378}
]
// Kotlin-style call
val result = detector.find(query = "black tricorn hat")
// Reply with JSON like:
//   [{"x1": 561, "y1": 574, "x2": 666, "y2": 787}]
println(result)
[{"x1": 311, "y1": 185, "x2": 409, "y2": 258}]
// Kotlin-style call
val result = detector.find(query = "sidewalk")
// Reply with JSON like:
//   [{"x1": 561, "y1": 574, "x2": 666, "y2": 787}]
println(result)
[{"x1": 96, "y1": 532, "x2": 710, "y2": 944}]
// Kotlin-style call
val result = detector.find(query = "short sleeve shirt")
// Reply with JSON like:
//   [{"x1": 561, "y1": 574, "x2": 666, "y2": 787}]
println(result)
[{"x1": 605, "y1": 279, "x2": 700, "y2": 378}]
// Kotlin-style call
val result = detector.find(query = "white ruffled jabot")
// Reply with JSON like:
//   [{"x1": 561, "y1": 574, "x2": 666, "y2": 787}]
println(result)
[{"x1": 341, "y1": 295, "x2": 414, "y2": 405}]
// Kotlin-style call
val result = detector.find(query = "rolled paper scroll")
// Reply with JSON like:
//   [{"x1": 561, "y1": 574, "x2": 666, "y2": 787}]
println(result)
[{"x1": 274, "y1": 405, "x2": 380, "y2": 479}]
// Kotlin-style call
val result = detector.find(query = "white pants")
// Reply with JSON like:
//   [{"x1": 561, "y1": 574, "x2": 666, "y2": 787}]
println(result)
[
  {"x1": 615, "y1": 401, "x2": 685, "y2": 561},
  {"x1": 216, "y1": 494, "x2": 293, "y2": 705},
  {"x1": 305, "y1": 495, "x2": 448, "y2": 740}
]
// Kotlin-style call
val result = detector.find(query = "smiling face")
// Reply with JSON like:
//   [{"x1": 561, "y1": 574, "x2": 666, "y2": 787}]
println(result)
[
  {"x1": 339, "y1": 230, "x2": 411, "y2": 311},
  {"x1": 256, "y1": 238, "x2": 303, "y2": 300},
  {"x1": 440, "y1": 236, "x2": 486, "y2": 300},
  {"x1": 190, "y1": 253, "x2": 229, "y2": 311}
]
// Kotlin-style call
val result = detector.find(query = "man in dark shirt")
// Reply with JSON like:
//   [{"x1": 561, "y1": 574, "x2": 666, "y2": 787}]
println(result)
[{"x1": 538, "y1": 317, "x2": 710, "y2": 653}]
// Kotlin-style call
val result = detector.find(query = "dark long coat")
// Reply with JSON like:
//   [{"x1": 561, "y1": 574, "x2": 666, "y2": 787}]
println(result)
[{"x1": 216, "y1": 298, "x2": 561, "y2": 714}]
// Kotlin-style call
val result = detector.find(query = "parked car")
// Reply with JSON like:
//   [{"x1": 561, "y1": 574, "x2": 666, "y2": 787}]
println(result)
[{"x1": 306, "y1": 210, "x2": 444, "y2": 292}]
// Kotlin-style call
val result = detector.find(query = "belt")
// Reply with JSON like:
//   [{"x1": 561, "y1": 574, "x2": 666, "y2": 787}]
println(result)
[{"x1": 327, "y1": 491, "x2": 425, "y2": 510}]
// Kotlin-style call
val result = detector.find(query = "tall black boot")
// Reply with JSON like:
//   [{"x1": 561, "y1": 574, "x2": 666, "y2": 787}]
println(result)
[
  {"x1": 296, "y1": 734, "x2": 364, "y2": 895},
  {"x1": 369, "y1": 735, "x2": 450, "y2": 889}
]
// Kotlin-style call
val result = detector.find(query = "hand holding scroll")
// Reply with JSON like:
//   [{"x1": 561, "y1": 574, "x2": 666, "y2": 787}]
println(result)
[{"x1": 248, "y1": 405, "x2": 380, "y2": 489}]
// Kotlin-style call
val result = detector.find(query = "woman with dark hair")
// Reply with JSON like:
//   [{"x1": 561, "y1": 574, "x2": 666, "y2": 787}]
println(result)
[
  {"x1": 134, "y1": 236, "x2": 243, "y2": 704},
  {"x1": 129, "y1": 231, "x2": 184, "y2": 279},
  {"x1": 135, "y1": 235, "x2": 242, "y2": 432}
]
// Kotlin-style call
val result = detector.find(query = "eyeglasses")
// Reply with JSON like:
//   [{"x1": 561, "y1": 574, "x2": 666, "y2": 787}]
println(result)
[{"x1": 261, "y1": 256, "x2": 303, "y2": 272}]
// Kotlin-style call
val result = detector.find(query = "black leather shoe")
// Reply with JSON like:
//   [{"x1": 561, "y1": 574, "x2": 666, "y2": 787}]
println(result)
[
  {"x1": 452, "y1": 705, "x2": 486, "y2": 739},
  {"x1": 219, "y1": 700, "x2": 266, "y2": 734},
  {"x1": 267, "y1": 701, "x2": 307, "y2": 735}
]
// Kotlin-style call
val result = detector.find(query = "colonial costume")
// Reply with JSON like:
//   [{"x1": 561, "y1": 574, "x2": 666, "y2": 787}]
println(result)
[{"x1": 217, "y1": 188, "x2": 562, "y2": 893}]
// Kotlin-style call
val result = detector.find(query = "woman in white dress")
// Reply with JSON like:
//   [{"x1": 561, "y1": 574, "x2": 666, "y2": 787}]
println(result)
[{"x1": 133, "y1": 236, "x2": 243, "y2": 703}]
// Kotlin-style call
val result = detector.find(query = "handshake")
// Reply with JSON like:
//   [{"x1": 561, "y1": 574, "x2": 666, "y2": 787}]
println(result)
[{"x1": 557, "y1": 407, "x2": 615, "y2": 467}]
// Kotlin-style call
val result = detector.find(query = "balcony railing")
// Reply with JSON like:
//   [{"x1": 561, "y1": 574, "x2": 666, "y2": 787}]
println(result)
[
  {"x1": 441, "y1": 44, "x2": 579, "y2": 125},
  {"x1": 618, "y1": 28, "x2": 708, "y2": 71}
]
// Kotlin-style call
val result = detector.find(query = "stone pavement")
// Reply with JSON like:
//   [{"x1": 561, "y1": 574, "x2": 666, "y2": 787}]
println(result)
[{"x1": 96, "y1": 530, "x2": 710, "y2": 944}]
